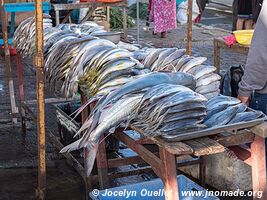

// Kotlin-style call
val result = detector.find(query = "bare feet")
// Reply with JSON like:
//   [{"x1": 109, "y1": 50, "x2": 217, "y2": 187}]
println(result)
[{"x1": 161, "y1": 32, "x2": 167, "y2": 38}]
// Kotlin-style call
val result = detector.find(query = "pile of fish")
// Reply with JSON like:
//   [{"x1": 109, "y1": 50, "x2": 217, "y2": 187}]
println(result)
[
  {"x1": 131, "y1": 84, "x2": 207, "y2": 138},
  {"x1": 13, "y1": 14, "x2": 53, "y2": 57},
  {"x1": 143, "y1": 48, "x2": 221, "y2": 99},
  {"x1": 60, "y1": 72, "x2": 197, "y2": 173},
  {"x1": 56, "y1": 21, "x2": 106, "y2": 35},
  {"x1": 14, "y1": 17, "x2": 149, "y2": 98},
  {"x1": 204, "y1": 95, "x2": 264, "y2": 128}
]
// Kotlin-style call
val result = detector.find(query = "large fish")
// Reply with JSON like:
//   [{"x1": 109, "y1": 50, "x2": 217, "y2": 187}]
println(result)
[
  {"x1": 228, "y1": 111, "x2": 263, "y2": 124},
  {"x1": 204, "y1": 106, "x2": 239, "y2": 128},
  {"x1": 93, "y1": 72, "x2": 196, "y2": 114},
  {"x1": 60, "y1": 95, "x2": 143, "y2": 175}
]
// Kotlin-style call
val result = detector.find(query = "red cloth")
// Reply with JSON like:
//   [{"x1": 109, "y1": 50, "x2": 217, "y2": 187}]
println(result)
[{"x1": 223, "y1": 35, "x2": 237, "y2": 47}]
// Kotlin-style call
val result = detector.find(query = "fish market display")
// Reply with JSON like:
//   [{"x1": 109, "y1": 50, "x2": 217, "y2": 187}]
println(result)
[
  {"x1": 60, "y1": 77, "x2": 200, "y2": 176},
  {"x1": 143, "y1": 48, "x2": 221, "y2": 99},
  {"x1": 204, "y1": 95, "x2": 264, "y2": 128},
  {"x1": 13, "y1": 14, "x2": 53, "y2": 57},
  {"x1": 14, "y1": 17, "x2": 149, "y2": 98}
]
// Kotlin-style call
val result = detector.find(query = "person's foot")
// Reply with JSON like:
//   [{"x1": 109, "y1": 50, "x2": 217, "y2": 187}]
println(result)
[
  {"x1": 152, "y1": 31, "x2": 157, "y2": 35},
  {"x1": 161, "y1": 32, "x2": 167, "y2": 38}
]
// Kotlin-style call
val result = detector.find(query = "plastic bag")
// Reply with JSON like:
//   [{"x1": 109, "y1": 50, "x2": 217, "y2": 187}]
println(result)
[{"x1": 177, "y1": 0, "x2": 200, "y2": 24}]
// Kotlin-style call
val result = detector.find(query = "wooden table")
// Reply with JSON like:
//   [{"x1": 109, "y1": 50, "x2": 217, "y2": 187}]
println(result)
[
  {"x1": 214, "y1": 37, "x2": 250, "y2": 73},
  {"x1": 52, "y1": 2, "x2": 128, "y2": 39},
  {"x1": 92, "y1": 123, "x2": 267, "y2": 200}
]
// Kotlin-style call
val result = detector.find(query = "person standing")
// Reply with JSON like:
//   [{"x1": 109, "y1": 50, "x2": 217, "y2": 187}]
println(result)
[
  {"x1": 149, "y1": 0, "x2": 177, "y2": 38},
  {"x1": 252, "y1": 0, "x2": 263, "y2": 23},
  {"x1": 236, "y1": 0, "x2": 253, "y2": 30},
  {"x1": 238, "y1": 0, "x2": 267, "y2": 114}
]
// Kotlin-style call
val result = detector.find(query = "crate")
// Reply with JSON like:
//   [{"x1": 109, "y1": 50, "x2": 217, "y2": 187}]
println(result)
[
  {"x1": 55, "y1": 101, "x2": 119, "y2": 152},
  {"x1": 90, "y1": 175, "x2": 219, "y2": 200},
  {"x1": 56, "y1": 101, "x2": 82, "y2": 146}
]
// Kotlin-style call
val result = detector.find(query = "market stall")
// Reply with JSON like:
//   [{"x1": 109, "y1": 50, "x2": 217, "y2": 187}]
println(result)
[{"x1": 2, "y1": 1, "x2": 267, "y2": 200}]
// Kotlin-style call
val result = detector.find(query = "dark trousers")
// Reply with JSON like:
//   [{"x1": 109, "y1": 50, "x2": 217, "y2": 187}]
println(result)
[
  {"x1": 250, "y1": 92, "x2": 267, "y2": 150},
  {"x1": 250, "y1": 92, "x2": 267, "y2": 114}
]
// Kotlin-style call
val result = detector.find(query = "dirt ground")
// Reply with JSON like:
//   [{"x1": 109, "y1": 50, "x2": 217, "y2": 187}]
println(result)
[{"x1": 0, "y1": 7, "x2": 251, "y2": 200}]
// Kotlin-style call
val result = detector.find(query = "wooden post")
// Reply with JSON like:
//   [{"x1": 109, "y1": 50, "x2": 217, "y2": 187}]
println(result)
[
  {"x1": 34, "y1": 0, "x2": 46, "y2": 199},
  {"x1": 159, "y1": 147, "x2": 179, "y2": 200},
  {"x1": 81, "y1": 92, "x2": 91, "y2": 200},
  {"x1": 96, "y1": 136, "x2": 109, "y2": 189},
  {"x1": 214, "y1": 39, "x2": 221, "y2": 74},
  {"x1": 186, "y1": 0, "x2": 193, "y2": 55},
  {"x1": 122, "y1": 6, "x2": 128, "y2": 40},
  {"x1": 55, "y1": 10, "x2": 60, "y2": 25},
  {"x1": 0, "y1": 0, "x2": 18, "y2": 123},
  {"x1": 251, "y1": 135, "x2": 267, "y2": 200}
]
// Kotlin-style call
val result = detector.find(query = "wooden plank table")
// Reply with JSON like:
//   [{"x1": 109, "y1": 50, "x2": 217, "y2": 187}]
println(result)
[
  {"x1": 214, "y1": 37, "x2": 250, "y2": 73},
  {"x1": 93, "y1": 123, "x2": 267, "y2": 200},
  {"x1": 52, "y1": 1, "x2": 128, "y2": 39}
]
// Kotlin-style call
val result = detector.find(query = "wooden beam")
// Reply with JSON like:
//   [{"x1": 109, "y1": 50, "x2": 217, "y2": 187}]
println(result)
[
  {"x1": 214, "y1": 131, "x2": 255, "y2": 147},
  {"x1": 250, "y1": 123, "x2": 267, "y2": 138},
  {"x1": 130, "y1": 125, "x2": 194, "y2": 156},
  {"x1": 108, "y1": 156, "x2": 146, "y2": 168},
  {"x1": 184, "y1": 137, "x2": 225, "y2": 156}
]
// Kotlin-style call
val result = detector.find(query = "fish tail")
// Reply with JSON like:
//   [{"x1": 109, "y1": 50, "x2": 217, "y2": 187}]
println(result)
[{"x1": 60, "y1": 138, "x2": 83, "y2": 153}]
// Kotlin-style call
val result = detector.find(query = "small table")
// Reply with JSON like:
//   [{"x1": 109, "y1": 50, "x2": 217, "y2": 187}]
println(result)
[
  {"x1": 52, "y1": 2, "x2": 128, "y2": 39},
  {"x1": 92, "y1": 123, "x2": 267, "y2": 200},
  {"x1": 214, "y1": 37, "x2": 250, "y2": 73}
]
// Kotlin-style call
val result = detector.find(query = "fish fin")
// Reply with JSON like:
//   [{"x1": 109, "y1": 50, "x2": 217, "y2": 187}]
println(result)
[{"x1": 60, "y1": 138, "x2": 82, "y2": 153}]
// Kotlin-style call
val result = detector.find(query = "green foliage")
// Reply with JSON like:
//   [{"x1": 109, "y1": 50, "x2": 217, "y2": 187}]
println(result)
[
  {"x1": 127, "y1": 3, "x2": 149, "y2": 20},
  {"x1": 110, "y1": 7, "x2": 135, "y2": 30}
]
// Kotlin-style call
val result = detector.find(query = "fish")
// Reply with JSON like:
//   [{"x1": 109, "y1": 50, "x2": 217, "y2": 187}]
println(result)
[
  {"x1": 202, "y1": 90, "x2": 220, "y2": 99},
  {"x1": 180, "y1": 57, "x2": 207, "y2": 73},
  {"x1": 228, "y1": 111, "x2": 263, "y2": 124},
  {"x1": 93, "y1": 72, "x2": 196, "y2": 114},
  {"x1": 161, "y1": 49, "x2": 186, "y2": 67},
  {"x1": 144, "y1": 48, "x2": 167, "y2": 68},
  {"x1": 191, "y1": 65, "x2": 217, "y2": 79},
  {"x1": 206, "y1": 95, "x2": 240, "y2": 108},
  {"x1": 151, "y1": 48, "x2": 177, "y2": 71},
  {"x1": 163, "y1": 109, "x2": 206, "y2": 123},
  {"x1": 204, "y1": 106, "x2": 239, "y2": 128},
  {"x1": 196, "y1": 73, "x2": 221, "y2": 87},
  {"x1": 195, "y1": 81, "x2": 221, "y2": 94},
  {"x1": 174, "y1": 55, "x2": 192, "y2": 71},
  {"x1": 160, "y1": 119, "x2": 204, "y2": 133},
  {"x1": 60, "y1": 94, "x2": 143, "y2": 175}
]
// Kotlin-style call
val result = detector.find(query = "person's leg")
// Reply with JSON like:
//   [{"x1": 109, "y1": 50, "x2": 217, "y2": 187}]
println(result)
[
  {"x1": 245, "y1": 19, "x2": 253, "y2": 30},
  {"x1": 245, "y1": 19, "x2": 253, "y2": 29},
  {"x1": 161, "y1": 31, "x2": 167, "y2": 38},
  {"x1": 249, "y1": 93, "x2": 267, "y2": 114},
  {"x1": 236, "y1": 18, "x2": 245, "y2": 30}
]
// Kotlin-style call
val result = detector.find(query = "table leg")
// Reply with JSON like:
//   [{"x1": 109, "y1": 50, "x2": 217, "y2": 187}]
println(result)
[
  {"x1": 214, "y1": 40, "x2": 221, "y2": 74},
  {"x1": 159, "y1": 147, "x2": 179, "y2": 200},
  {"x1": 122, "y1": 7, "x2": 128, "y2": 40},
  {"x1": 96, "y1": 136, "x2": 109, "y2": 189},
  {"x1": 55, "y1": 10, "x2": 60, "y2": 26},
  {"x1": 16, "y1": 54, "x2": 26, "y2": 134},
  {"x1": 251, "y1": 135, "x2": 267, "y2": 200},
  {"x1": 199, "y1": 156, "x2": 206, "y2": 187},
  {"x1": 81, "y1": 93, "x2": 92, "y2": 200}
]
